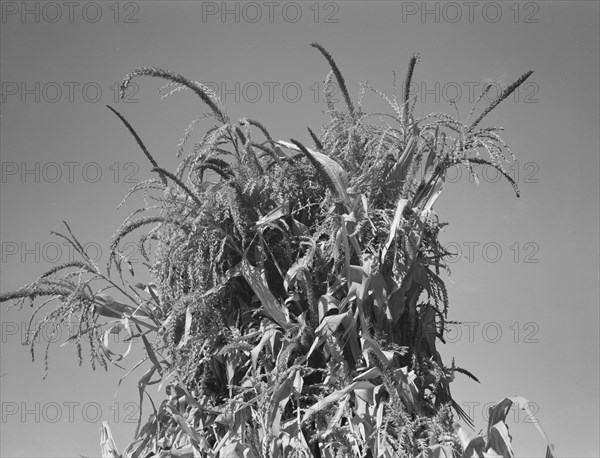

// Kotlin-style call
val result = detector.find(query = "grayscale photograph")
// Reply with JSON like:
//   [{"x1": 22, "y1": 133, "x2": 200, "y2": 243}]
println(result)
[{"x1": 1, "y1": 1, "x2": 598, "y2": 457}]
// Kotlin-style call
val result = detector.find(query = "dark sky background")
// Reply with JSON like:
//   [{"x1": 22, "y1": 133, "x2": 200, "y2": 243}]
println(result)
[{"x1": 1, "y1": 1, "x2": 599, "y2": 456}]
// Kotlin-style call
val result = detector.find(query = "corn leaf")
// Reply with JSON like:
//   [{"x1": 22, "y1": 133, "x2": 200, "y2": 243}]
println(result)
[
  {"x1": 486, "y1": 421, "x2": 514, "y2": 458},
  {"x1": 381, "y1": 198, "x2": 408, "y2": 264},
  {"x1": 100, "y1": 421, "x2": 120, "y2": 458},
  {"x1": 302, "y1": 380, "x2": 373, "y2": 424},
  {"x1": 276, "y1": 140, "x2": 350, "y2": 206},
  {"x1": 240, "y1": 258, "x2": 290, "y2": 329}
]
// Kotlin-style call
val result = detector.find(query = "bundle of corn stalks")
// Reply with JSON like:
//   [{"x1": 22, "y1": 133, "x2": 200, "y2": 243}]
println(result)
[{"x1": 0, "y1": 44, "x2": 555, "y2": 457}]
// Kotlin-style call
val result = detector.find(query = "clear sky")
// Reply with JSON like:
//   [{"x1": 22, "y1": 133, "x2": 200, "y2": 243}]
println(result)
[{"x1": 1, "y1": 1, "x2": 598, "y2": 457}]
